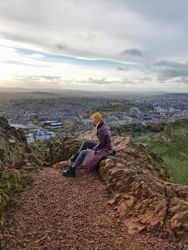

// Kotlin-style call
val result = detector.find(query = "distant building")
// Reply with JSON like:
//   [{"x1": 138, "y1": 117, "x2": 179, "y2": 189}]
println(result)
[
  {"x1": 156, "y1": 106, "x2": 162, "y2": 113},
  {"x1": 26, "y1": 129, "x2": 56, "y2": 144},
  {"x1": 82, "y1": 119, "x2": 93, "y2": 126},
  {"x1": 26, "y1": 133, "x2": 35, "y2": 144},
  {"x1": 49, "y1": 122, "x2": 63, "y2": 129},
  {"x1": 42, "y1": 120, "x2": 63, "y2": 129},
  {"x1": 42, "y1": 120, "x2": 58, "y2": 125},
  {"x1": 10, "y1": 123, "x2": 27, "y2": 129}
]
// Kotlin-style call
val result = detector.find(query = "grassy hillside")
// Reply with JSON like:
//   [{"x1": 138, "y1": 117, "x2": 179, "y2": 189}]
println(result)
[{"x1": 112, "y1": 120, "x2": 188, "y2": 184}]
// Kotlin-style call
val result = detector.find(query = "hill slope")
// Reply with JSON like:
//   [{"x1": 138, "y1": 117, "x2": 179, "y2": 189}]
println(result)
[
  {"x1": 112, "y1": 120, "x2": 188, "y2": 184},
  {"x1": 1, "y1": 118, "x2": 188, "y2": 248},
  {"x1": 133, "y1": 120, "x2": 188, "y2": 184}
]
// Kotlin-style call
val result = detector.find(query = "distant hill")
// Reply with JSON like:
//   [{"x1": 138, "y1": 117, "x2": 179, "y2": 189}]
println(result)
[
  {"x1": 0, "y1": 91, "x2": 61, "y2": 101},
  {"x1": 0, "y1": 87, "x2": 174, "y2": 98},
  {"x1": 112, "y1": 120, "x2": 188, "y2": 184}
]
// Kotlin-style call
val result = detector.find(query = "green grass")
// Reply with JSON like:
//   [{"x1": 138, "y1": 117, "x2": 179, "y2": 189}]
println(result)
[{"x1": 133, "y1": 120, "x2": 188, "y2": 184}]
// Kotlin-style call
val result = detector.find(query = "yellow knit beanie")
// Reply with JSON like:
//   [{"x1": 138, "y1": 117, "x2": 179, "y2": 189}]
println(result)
[{"x1": 91, "y1": 112, "x2": 103, "y2": 124}]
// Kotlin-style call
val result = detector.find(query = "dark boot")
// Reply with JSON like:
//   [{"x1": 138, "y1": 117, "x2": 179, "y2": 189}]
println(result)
[
  {"x1": 70, "y1": 152, "x2": 79, "y2": 163},
  {"x1": 62, "y1": 166, "x2": 76, "y2": 177}
]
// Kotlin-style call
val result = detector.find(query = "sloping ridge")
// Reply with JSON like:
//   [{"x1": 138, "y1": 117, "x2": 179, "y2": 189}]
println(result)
[
  {"x1": 78, "y1": 131, "x2": 188, "y2": 242},
  {"x1": 1, "y1": 119, "x2": 188, "y2": 247}
]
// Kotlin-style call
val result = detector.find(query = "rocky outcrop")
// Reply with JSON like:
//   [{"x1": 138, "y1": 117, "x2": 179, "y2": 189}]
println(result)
[
  {"x1": 45, "y1": 137, "x2": 81, "y2": 165},
  {"x1": 0, "y1": 117, "x2": 29, "y2": 167},
  {"x1": 57, "y1": 131, "x2": 188, "y2": 243},
  {"x1": 0, "y1": 117, "x2": 37, "y2": 234},
  {"x1": 0, "y1": 117, "x2": 49, "y2": 169},
  {"x1": 98, "y1": 137, "x2": 188, "y2": 242}
]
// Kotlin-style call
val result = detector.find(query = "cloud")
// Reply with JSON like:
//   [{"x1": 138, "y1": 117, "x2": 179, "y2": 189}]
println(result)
[
  {"x1": 119, "y1": 48, "x2": 146, "y2": 64},
  {"x1": 117, "y1": 65, "x2": 132, "y2": 71},
  {"x1": 1, "y1": 0, "x2": 187, "y2": 63},
  {"x1": 0, "y1": 0, "x2": 188, "y2": 92},
  {"x1": 121, "y1": 49, "x2": 143, "y2": 57},
  {"x1": 117, "y1": 67, "x2": 126, "y2": 71},
  {"x1": 55, "y1": 43, "x2": 68, "y2": 51},
  {"x1": 5, "y1": 75, "x2": 63, "y2": 89},
  {"x1": 80, "y1": 77, "x2": 123, "y2": 85},
  {"x1": 30, "y1": 53, "x2": 46, "y2": 59},
  {"x1": 153, "y1": 60, "x2": 188, "y2": 82},
  {"x1": 0, "y1": 0, "x2": 158, "y2": 62}
]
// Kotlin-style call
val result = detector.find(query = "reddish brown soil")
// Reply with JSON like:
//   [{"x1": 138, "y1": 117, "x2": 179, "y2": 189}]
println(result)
[{"x1": 2, "y1": 168, "x2": 185, "y2": 250}]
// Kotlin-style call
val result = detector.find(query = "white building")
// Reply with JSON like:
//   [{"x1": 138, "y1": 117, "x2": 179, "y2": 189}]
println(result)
[
  {"x1": 10, "y1": 123, "x2": 27, "y2": 129},
  {"x1": 26, "y1": 129, "x2": 56, "y2": 144}
]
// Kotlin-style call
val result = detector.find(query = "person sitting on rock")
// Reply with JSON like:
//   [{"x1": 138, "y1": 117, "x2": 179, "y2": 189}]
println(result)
[{"x1": 62, "y1": 112, "x2": 113, "y2": 177}]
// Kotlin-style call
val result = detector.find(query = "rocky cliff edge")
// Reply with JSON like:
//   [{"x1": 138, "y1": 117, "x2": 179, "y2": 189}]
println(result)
[{"x1": 57, "y1": 131, "x2": 188, "y2": 243}]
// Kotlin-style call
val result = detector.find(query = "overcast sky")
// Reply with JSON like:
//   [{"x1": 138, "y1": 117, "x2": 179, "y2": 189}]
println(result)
[{"x1": 0, "y1": 0, "x2": 188, "y2": 92}]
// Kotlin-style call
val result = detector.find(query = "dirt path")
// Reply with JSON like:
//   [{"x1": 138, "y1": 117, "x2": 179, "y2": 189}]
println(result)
[{"x1": 1, "y1": 168, "x2": 184, "y2": 250}]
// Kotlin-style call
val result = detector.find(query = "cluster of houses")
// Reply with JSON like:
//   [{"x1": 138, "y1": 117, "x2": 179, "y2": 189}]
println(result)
[{"x1": 8, "y1": 93, "x2": 188, "y2": 144}]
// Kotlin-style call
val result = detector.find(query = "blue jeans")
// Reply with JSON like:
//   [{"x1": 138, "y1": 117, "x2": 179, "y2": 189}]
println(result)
[{"x1": 72, "y1": 140, "x2": 97, "y2": 168}]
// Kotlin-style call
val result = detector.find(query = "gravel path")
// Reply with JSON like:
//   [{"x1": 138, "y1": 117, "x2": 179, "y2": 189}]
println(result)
[{"x1": 2, "y1": 168, "x2": 185, "y2": 250}]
